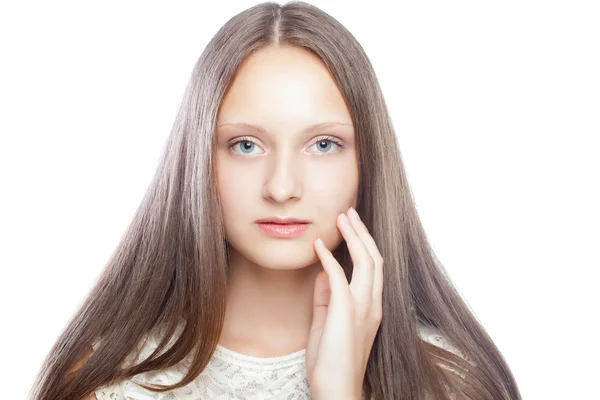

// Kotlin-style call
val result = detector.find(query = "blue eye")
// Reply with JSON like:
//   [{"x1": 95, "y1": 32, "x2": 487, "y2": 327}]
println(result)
[
  {"x1": 227, "y1": 136, "x2": 345, "y2": 156},
  {"x1": 310, "y1": 137, "x2": 345, "y2": 154},
  {"x1": 229, "y1": 140, "x2": 260, "y2": 155}
]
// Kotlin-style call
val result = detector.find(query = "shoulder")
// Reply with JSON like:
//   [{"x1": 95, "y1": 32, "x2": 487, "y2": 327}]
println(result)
[
  {"x1": 93, "y1": 379, "x2": 153, "y2": 400},
  {"x1": 90, "y1": 320, "x2": 190, "y2": 398},
  {"x1": 68, "y1": 349, "x2": 119, "y2": 400},
  {"x1": 89, "y1": 335, "x2": 160, "y2": 400}
]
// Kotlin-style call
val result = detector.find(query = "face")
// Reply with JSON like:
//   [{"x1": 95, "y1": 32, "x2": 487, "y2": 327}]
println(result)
[{"x1": 215, "y1": 45, "x2": 359, "y2": 271}]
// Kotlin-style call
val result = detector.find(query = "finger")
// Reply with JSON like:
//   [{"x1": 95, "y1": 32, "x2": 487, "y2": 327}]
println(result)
[
  {"x1": 337, "y1": 212, "x2": 374, "y2": 306},
  {"x1": 309, "y1": 270, "x2": 330, "y2": 340},
  {"x1": 313, "y1": 237, "x2": 350, "y2": 299},
  {"x1": 307, "y1": 270, "x2": 329, "y2": 375},
  {"x1": 346, "y1": 207, "x2": 384, "y2": 306}
]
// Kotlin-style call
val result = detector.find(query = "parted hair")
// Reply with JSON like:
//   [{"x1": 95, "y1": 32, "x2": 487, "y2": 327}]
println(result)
[{"x1": 29, "y1": 2, "x2": 521, "y2": 399}]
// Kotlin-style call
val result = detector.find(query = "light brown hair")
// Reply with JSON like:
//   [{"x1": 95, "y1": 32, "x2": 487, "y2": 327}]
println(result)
[{"x1": 29, "y1": 2, "x2": 521, "y2": 399}]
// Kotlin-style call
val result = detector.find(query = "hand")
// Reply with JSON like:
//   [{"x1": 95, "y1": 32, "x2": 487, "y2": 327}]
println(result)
[{"x1": 306, "y1": 207, "x2": 384, "y2": 400}]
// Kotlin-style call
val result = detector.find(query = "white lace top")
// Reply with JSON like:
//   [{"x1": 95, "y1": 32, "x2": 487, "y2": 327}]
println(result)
[{"x1": 92, "y1": 319, "x2": 465, "y2": 400}]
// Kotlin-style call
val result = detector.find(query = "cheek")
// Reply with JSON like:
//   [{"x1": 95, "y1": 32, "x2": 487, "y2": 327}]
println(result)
[
  {"x1": 215, "y1": 159, "x2": 255, "y2": 223},
  {"x1": 306, "y1": 159, "x2": 359, "y2": 213},
  {"x1": 305, "y1": 159, "x2": 359, "y2": 247},
  {"x1": 216, "y1": 154, "x2": 359, "y2": 234}
]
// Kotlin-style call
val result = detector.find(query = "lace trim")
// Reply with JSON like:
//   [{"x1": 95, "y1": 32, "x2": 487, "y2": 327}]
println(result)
[
  {"x1": 92, "y1": 319, "x2": 468, "y2": 399},
  {"x1": 213, "y1": 343, "x2": 306, "y2": 370}
]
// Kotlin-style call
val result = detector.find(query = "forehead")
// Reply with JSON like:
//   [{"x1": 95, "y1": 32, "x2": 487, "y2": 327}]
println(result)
[{"x1": 217, "y1": 45, "x2": 352, "y2": 131}]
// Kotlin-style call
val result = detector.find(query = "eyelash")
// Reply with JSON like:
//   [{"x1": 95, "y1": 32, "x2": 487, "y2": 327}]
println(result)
[{"x1": 226, "y1": 136, "x2": 346, "y2": 155}]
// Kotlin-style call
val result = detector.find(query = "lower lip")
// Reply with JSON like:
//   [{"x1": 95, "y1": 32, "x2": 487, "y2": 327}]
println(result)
[{"x1": 256, "y1": 223, "x2": 310, "y2": 238}]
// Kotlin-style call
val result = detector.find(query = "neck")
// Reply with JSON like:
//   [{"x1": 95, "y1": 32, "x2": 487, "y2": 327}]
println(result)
[{"x1": 219, "y1": 247, "x2": 323, "y2": 357}]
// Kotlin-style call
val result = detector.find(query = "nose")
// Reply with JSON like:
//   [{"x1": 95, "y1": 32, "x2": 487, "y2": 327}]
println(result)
[{"x1": 262, "y1": 149, "x2": 302, "y2": 203}]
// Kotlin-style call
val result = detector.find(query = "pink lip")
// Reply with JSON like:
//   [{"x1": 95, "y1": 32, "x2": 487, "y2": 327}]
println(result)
[{"x1": 256, "y1": 223, "x2": 311, "y2": 238}]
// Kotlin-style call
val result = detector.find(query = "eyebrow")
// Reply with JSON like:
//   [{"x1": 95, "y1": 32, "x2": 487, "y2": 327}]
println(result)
[{"x1": 216, "y1": 121, "x2": 354, "y2": 135}]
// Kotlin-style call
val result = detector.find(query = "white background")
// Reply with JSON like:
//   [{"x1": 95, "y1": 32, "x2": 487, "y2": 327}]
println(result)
[{"x1": 1, "y1": 1, "x2": 598, "y2": 399}]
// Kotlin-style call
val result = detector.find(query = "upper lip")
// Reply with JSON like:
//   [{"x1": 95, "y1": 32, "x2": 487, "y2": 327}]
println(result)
[{"x1": 256, "y1": 216, "x2": 311, "y2": 224}]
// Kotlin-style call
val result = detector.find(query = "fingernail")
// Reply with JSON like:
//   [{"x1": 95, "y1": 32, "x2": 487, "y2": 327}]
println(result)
[
  {"x1": 339, "y1": 213, "x2": 349, "y2": 224},
  {"x1": 349, "y1": 207, "x2": 360, "y2": 221}
]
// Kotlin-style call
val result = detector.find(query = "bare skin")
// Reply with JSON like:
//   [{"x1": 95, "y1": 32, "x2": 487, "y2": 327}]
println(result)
[{"x1": 215, "y1": 44, "x2": 359, "y2": 357}]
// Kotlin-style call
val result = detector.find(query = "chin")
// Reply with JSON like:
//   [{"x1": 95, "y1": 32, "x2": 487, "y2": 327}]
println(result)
[{"x1": 254, "y1": 251, "x2": 319, "y2": 270}]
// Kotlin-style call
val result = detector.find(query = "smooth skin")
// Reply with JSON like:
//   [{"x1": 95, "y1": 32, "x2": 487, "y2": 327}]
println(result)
[
  {"x1": 215, "y1": 44, "x2": 382, "y2": 397},
  {"x1": 307, "y1": 208, "x2": 383, "y2": 399},
  {"x1": 214, "y1": 43, "x2": 361, "y2": 361}
]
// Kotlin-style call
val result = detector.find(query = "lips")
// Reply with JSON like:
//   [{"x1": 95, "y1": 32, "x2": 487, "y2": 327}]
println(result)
[
  {"x1": 261, "y1": 222, "x2": 308, "y2": 225},
  {"x1": 255, "y1": 217, "x2": 310, "y2": 224},
  {"x1": 256, "y1": 221, "x2": 311, "y2": 238}
]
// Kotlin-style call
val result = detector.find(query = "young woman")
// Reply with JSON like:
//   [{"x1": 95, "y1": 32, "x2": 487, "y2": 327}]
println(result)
[{"x1": 30, "y1": 2, "x2": 521, "y2": 399}]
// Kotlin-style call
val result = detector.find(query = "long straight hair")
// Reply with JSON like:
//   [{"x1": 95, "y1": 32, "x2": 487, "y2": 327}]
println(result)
[{"x1": 29, "y1": 2, "x2": 521, "y2": 399}]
